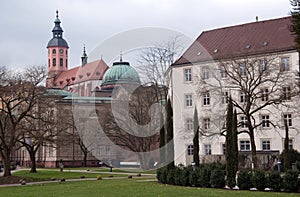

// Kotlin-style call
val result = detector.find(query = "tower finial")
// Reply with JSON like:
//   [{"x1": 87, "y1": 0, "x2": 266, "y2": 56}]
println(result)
[
  {"x1": 56, "y1": 10, "x2": 59, "y2": 18},
  {"x1": 120, "y1": 51, "x2": 123, "y2": 62},
  {"x1": 82, "y1": 44, "x2": 87, "y2": 57}
]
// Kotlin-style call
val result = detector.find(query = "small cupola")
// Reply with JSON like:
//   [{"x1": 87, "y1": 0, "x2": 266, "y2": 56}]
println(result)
[{"x1": 81, "y1": 45, "x2": 88, "y2": 66}]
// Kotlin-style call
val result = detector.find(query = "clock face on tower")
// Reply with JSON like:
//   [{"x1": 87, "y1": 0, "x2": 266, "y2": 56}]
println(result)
[{"x1": 59, "y1": 49, "x2": 64, "y2": 54}]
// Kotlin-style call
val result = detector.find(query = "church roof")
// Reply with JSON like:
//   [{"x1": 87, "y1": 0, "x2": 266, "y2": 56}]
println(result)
[
  {"x1": 53, "y1": 59, "x2": 109, "y2": 88},
  {"x1": 174, "y1": 16, "x2": 296, "y2": 65}
]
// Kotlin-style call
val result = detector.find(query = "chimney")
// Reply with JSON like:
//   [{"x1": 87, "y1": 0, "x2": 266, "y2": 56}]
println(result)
[{"x1": 256, "y1": 16, "x2": 258, "y2": 22}]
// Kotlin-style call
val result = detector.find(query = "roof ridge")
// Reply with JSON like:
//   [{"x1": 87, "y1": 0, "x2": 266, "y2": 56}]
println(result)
[{"x1": 202, "y1": 16, "x2": 291, "y2": 34}]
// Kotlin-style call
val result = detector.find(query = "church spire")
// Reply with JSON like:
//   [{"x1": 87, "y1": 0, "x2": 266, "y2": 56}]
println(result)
[{"x1": 81, "y1": 44, "x2": 88, "y2": 66}]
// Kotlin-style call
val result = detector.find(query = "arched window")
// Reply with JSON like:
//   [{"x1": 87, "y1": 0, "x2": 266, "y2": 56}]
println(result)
[
  {"x1": 48, "y1": 59, "x2": 50, "y2": 68},
  {"x1": 53, "y1": 58, "x2": 56, "y2": 66},
  {"x1": 60, "y1": 58, "x2": 63, "y2": 67},
  {"x1": 52, "y1": 49, "x2": 56, "y2": 54}
]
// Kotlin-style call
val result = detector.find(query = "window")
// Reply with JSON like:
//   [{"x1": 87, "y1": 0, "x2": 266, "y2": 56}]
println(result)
[
  {"x1": 222, "y1": 143, "x2": 226, "y2": 155},
  {"x1": 187, "y1": 145, "x2": 194, "y2": 155},
  {"x1": 261, "y1": 88, "x2": 269, "y2": 101},
  {"x1": 66, "y1": 59, "x2": 68, "y2": 68},
  {"x1": 288, "y1": 139, "x2": 293, "y2": 149},
  {"x1": 240, "y1": 116, "x2": 247, "y2": 128},
  {"x1": 221, "y1": 91, "x2": 228, "y2": 104},
  {"x1": 52, "y1": 58, "x2": 56, "y2": 66},
  {"x1": 202, "y1": 67, "x2": 209, "y2": 80},
  {"x1": 185, "y1": 94, "x2": 192, "y2": 107},
  {"x1": 60, "y1": 58, "x2": 63, "y2": 67},
  {"x1": 240, "y1": 91, "x2": 246, "y2": 103},
  {"x1": 184, "y1": 68, "x2": 192, "y2": 81},
  {"x1": 284, "y1": 114, "x2": 292, "y2": 127},
  {"x1": 262, "y1": 115, "x2": 270, "y2": 128},
  {"x1": 48, "y1": 59, "x2": 50, "y2": 68},
  {"x1": 239, "y1": 62, "x2": 246, "y2": 76},
  {"x1": 240, "y1": 140, "x2": 251, "y2": 151},
  {"x1": 204, "y1": 144, "x2": 211, "y2": 155},
  {"x1": 220, "y1": 65, "x2": 227, "y2": 78},
  {"x1": 52, "y1": 49, "x2": 56, "y2": 54},
  {"x1": 203, "y1": 118, "x2": 210, "y2": 130},
  {"x1": 259, "y1": 59, "x2": 267, "y2": 73},
  {"x1": 262, "y1": 140, "x2": 271, "y2": 150},
  {"x1": 280, "y1": 57, "x2": 290, "y2": 72},
  {"x1": 283, "y1": 87, "x2": 291, "y2": 100},
  {"x1": 105, "y1": 146, "x2": 110, "y2": 155},
  {"x1": 186, "y1": 119, "x2": 193, "y2": 131},
  {"x1": 203, "y1": 91, "x2": 210, "y2": 106}
]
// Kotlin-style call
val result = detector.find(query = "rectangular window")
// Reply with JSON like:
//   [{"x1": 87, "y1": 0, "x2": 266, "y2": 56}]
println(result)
[
  {"x1": 239, "y1": 62, "x2": 246, "y2": 76},
  {"x1": 288, "y1": 139, "x2": 293, "y2": 149},
  {"x1": 280, "y1": 57, "x2": 290, "y2": 72},
  {"x1": 240, "y1": 116, "x2": 247, "y2": 128},
  {"x1": 186, "y1": 119, "x2": 193, "y2": 131},
  {"x1": 203, "y1": 118, "x2": 210, "y2": 130},
  {"x1": 283, "y1": 87, "x2": 291, "y2": 100},
  {"x1": 185, "y1": 94, "x2": 192, "y2": 107},
  {"x1": 105, "y1": 146, "x2": 110, "y2": 155},
  {"x1": 221, "y1": 91, "x2": 228, "y2": 104},
  {"x1": 259, "y1": 59, "x2": 267, "y2": 73},
  {"x1": 187, "y1": 144, "x2": 194, "y2": 155},
  {"x1": 220, "y1": 65, "x2": 227, "y2": 78},
  {"x1": 261, "y1": 88, "x2": 269, "y2": 101},
  {"x1": 53, "y1": 58, "x2": 56, "y2": 66},
  {"x1": 262, "y1": 115, "x2": 270, "y2": 128},
  {"x1": 284, "y1": 114, "x2": 292, "y2": 127},
  {"x1": 184, "y1": 68, "x2": 192, "y2": 81},
  {"x1": 203, "y1": 91, "x2": 210, "y2": 106},
  {"x1": 202, "y1": 67, "x2": 209, "y2": 80},
  {"x1": 240, "y1": 140, "x2": 251, "y2": 151},
  {"x1": 204, "y1": 144, "x2": 211, "y2": 155},
  {"x1": 262, "y1": 140, "x2": 271, "y2": 150},
  {"x1": 240, "y1": 91, "x2": 246, "y2": 103},
  {"x1": 222, "y1": 143, "x2": 226, "y2": 155}
]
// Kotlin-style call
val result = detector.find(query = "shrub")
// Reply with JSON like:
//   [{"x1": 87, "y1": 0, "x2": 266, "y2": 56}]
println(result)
[
  {"x1": 156, "y1": 167, "x2": 167, "y2": 184},
  {"x1": 282, "y1": 170, "x2": 300, "y2": 192},
  {"x1": 267, "y1": 171, "x2": 282, "y2": 192},
  {"x1": 237, "y1": 170, "x2": 252, "y2": 190},
  {"x1": 174, "y1": 167, "x2": 182, "y2": 185},
  {"x1": 136, "y1": 173, "x2": 141, "y2": 177},
  {"x1": 198, "y1": 165, "x2": 211, "y2": 188},
  {"x1": 50, "y1": 177, "x2": 56, "y2": 181},
  {"x1": 128, "y1": 175, "x2": 132, "y2": 179},
  {"x1": 166, "y1": 167, "x2": 175, "y2": 185},
  {"x1": 60, "y1": 178, "x2": 66, "y2": 182},
  {"x1": 180, "y1": 167, "x2": 191, "y2": 186},
  {"x1": 210, "y1": 170, "x2": 225, "y2": 188},
  {"x1": 251, "y1": 170, "x2": 266, "y2": 191},
  {"x1": 80, "y1": 175, "x2": 85, "y2": 179}
]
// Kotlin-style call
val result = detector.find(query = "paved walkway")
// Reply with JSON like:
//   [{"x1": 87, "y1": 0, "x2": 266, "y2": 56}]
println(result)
[{"x1": 0, "y1": 168, "x2": 156, "y2": 187}]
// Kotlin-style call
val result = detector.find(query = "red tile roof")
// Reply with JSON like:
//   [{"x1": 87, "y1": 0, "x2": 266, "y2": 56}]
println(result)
[
  {"x1": 53, "y1": 59, "x2": 109, "y2": 88},
  {"x1": 174, "y1": 17, "x2": 296, "y2": 65}
]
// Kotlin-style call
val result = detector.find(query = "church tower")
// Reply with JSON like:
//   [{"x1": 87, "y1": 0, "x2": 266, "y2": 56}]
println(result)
[{"x1": 46, "y1": 10, "x2": 69, "y2": 87}]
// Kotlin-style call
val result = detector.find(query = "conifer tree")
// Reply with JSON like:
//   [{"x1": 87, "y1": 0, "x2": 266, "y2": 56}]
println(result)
[
  {"x1": 193, "y1": 106, "x2": 200, "y2": 166},
  {"x1": 225, "y1": 97, "x2": 238, "y2": 188},
  {"x1": 166, "y1": 99, "x2": 174, "y2": 169},
  {"x1": 159, "y1": 111, "x2": 165, "y2": 164}
]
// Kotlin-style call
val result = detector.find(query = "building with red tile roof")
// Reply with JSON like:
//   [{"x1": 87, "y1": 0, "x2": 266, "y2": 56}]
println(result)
[{"x1": 171, "y1": 16, "x2": 300, "y2": 168}]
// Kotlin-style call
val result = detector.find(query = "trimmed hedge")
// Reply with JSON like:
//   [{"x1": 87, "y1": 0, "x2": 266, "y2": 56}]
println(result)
[{"x1": 157, "y1": 164, "x2": 299, "y2": 193}]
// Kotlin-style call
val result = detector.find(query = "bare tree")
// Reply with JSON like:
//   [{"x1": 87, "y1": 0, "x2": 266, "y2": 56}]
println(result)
[
  {"x1": 101, "y1": 85, "x2": 162, "y2": 169},
  {"x1": 0, "y1": 65, "x2": 46, "y2": 176},
  {"x1": 196, "y1": 55, "x2": 299, "y2": 168}
]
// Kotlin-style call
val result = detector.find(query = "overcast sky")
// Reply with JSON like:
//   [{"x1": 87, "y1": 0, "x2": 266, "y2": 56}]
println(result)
[{"x1": 0, "y1": 0, "x2": 293, "y2": 70}]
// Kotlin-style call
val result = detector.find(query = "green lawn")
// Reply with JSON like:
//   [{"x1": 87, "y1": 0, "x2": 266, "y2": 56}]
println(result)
[
  {"x1": 12, "y1": 169, "x2": 129, "y2": 182},
  {"x1": 0, "y1": 179, "x2": 298, "y2": 197}
]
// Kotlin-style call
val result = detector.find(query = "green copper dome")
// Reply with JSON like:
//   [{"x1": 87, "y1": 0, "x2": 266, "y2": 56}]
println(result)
[{"x1": 101, "y1": 61, "x2": 140, "y2": 88}]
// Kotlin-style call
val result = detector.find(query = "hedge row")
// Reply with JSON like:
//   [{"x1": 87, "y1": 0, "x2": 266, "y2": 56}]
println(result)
[{"x1": 157, "y1": 163, "x2": 300, "y2": 192}]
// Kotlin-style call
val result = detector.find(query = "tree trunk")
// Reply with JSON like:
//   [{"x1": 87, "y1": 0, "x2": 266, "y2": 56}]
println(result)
[
  {"x1": 249, "y1": 129, "x2": 257, "y2": 169},
  {"x1": 3, "y1": 156, "x2": 11, "y2": 177},
  {"x1": 284, "y1": 120, "x2": 290, "y2": 171},
  {"x1": 29, "y1": 151, "x2": 37, "y2": 173},
  {"x1": 83, "y1": 151, "x2": 87, "y2": 167}
]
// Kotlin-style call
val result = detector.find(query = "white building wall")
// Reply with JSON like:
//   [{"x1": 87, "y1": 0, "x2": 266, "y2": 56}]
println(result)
[{"x1": 172, "y1": 51, "x2": 300, "y2": 166}]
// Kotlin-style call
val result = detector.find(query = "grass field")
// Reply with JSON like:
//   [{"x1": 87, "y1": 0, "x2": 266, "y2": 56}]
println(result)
[
  {"x1": 0, "y1": 169, "x2": 298, "y2": 197},
  {"x1": 0, "y1": 179, "x2": 298, "y2": 197}
]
